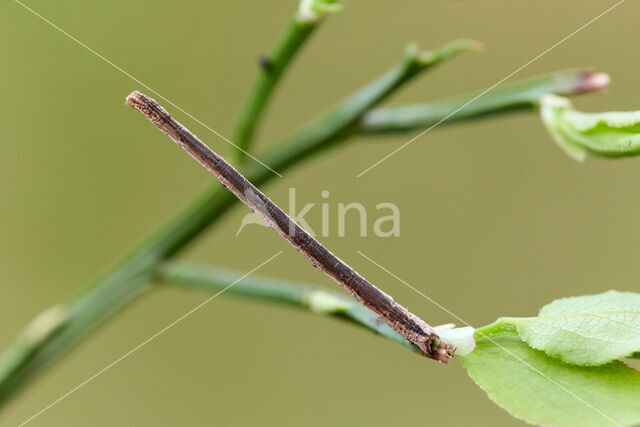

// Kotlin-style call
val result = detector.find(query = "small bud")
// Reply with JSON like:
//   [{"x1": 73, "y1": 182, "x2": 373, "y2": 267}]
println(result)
[
  {"x1": 307, "y1": 291, "x2": 352, "y2": 314},
  {"x1": 413, "y1": 39, "x2": 484, "y2": 67},
  {"x1": 434, "y1": 324, "x2": 476, "y2": 356},
  {"x1": 298, "y1": 0, "x2": 343, "y2": 24},
  {"x1": 577, "y1": 72, "x2": 610, "y2": 93},
  {"x1": 23, "y1": 305, "x2": 68, "y2": 347}
]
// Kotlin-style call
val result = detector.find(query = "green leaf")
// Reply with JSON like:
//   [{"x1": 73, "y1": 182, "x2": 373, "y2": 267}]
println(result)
[
  {"x1": 497, "y1": 291, "x2": 640, "y2": 366},
  {"x1": 540, "y1": 94, "x2": 640, "y2": 161},
  {"x1": 461, "y1": 333, "x2": 640, "y2": 427}
]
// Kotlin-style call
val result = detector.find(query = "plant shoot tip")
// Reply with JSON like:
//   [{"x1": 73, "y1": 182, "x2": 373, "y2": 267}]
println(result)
[{"x1": 582, "y1": 72, "x2": 611, "y2": 92}]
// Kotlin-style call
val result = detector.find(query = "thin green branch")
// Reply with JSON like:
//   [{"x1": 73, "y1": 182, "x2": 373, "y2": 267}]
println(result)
[
  {"x1": 359, "y1": 69, "x2": 610, "y2": 134},
  {"x1": 0, "y1": 35, "x2": 610, "y2": 406},
  {"x1": 158, "y1": 262, "x2": 416, "y2": 352},
  {"x1": 231, "y1": 6, "x2": 328, "y2": 164},
  {"x1": 0, "y1": 40, "x2": 471, "y2": 406},
  {"x1": 0, "y1": 64, "x2": 607, "y2": 407},
  {"x1": 0, "y1": 62, "x2": 607, "y2": 407},
  {"x1": 246, "y1": 39, "x2": 481, "y2": 174}
]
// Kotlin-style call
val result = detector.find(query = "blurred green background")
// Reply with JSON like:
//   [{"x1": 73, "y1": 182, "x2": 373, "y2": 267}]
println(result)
[{"x1": 1, "y1": 0, "x2": 639, "y2": 425}]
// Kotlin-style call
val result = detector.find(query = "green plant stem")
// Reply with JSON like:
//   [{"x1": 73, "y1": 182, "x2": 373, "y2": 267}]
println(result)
[
  {"x1": 359, "y1": 69, "x2": 609, "y2": 134},
  {"x1": 0, "y1": 40, "x2": 471, "y2": 406},
  {"x1": 248, "y1": 39, "x2": 480, "y2": 173},
  {"x1": 158, "y1": 262, "x2": 417, "y2": 352},
  {"x1": 231, "y1": 14, "x2": 318, "y2": 164},
  {"x1": 0, "y1": 62, "x2": 605, "y2": 407},
  {"x1": 0, "y1": 54, "x2": 607, "y2": 406}
]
